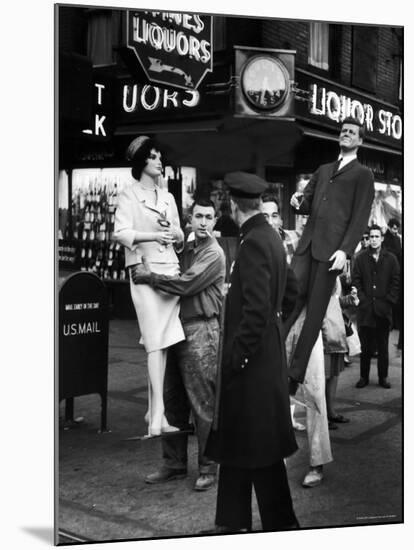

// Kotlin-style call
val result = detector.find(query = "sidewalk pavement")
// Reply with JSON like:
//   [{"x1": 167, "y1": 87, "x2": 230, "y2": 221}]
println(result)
[{"x1": 58, "y1": 322, "x2": 402, "y2": 543}]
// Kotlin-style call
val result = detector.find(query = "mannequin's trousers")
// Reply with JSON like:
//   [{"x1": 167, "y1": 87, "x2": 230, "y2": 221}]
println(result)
[{"x1": 285, "y1": 247, "x2": 339, "y2": 383}]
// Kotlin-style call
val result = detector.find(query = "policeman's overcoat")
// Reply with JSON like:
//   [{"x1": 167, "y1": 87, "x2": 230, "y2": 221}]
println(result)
[{"x1": 208, "y1": 213, "x2": 298, "y2": 468}]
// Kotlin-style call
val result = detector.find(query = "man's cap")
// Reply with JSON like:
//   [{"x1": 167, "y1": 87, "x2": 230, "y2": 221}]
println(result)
[
  {"x1": 126, "y1": 135, "x2": 150, "y2": 161},
  {"x1": 224, "y1": 171, "x2": 268, "y2": 198}
]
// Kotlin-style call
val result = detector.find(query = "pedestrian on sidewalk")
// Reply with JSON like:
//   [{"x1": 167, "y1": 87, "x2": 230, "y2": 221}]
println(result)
[
  {"x1": 353, "y1": 224, "x2": 400, "y2": 389},
  {"x1": 382, "y1": 218, "x2": 403, "y2": 352},
  {"x1": 131, "y1": 198, "x2": 226, "y2": 491},
  {"x1": 286, "y1": 117, "x2": 374, "y2": 396},
  {"x1": 205, "y1": 172, "x2": 299, "y2": 533},
  {"x1": 353, "y1": 228, "x2": 371, "y2": 256},
  {"x1": 113, "y1": 136, "x2": 185, "y2": 436},
  {"x1": 351, "y1": 229, "x2": 377, "y2": 359}
]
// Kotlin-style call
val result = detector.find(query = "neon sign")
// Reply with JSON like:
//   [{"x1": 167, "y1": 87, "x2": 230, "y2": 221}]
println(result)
[{"x1": 310, "y1": 84, "x2": 402, "y2": 140}]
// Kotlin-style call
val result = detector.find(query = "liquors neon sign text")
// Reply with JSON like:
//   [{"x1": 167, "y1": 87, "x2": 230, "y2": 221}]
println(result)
[
  {"x1": 122, "y1": 83, "x2": 200, "y2": 113},
  {"x1": 132, "y1": 12, "x2": 211, "y2": 64}
]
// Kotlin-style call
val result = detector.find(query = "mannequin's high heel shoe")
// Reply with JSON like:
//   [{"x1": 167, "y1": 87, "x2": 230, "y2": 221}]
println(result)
[
  {"x1": 148, "y1": 426, "x2": 162, "y2": 437},
  {"x1": 147, "y1": 424, "x2": 179, "y2": 437},
  {"x1": 161, "y1": 415, "x2": 179, "y2": 433},
  {"x1": 147, "y1": 412, "x2": 179, "y2": 437}
]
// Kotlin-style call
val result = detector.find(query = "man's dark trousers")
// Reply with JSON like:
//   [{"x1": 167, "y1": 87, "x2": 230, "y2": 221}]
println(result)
[
  {"x1": 215, "y1": 461, "x2": 298, "y2": 531},
  {"x1": 162, "y1": 318, "x2": 218, "y2": 475},
  {"x1": 359, "y1": 316, "x2": 390, "y2": 381},
  {"x1": 285, "y1": 245, "x2": 339, "y2": 383}
]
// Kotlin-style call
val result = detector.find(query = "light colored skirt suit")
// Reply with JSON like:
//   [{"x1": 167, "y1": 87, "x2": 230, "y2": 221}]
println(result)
[{"x1": 113, "y1": 181, "x2": 185, "y2": 352}]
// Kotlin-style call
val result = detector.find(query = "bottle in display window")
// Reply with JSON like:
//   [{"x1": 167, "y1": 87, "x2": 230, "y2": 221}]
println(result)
[{"x1": 70, "y1": 168, "x2": 131, "y2": 281}]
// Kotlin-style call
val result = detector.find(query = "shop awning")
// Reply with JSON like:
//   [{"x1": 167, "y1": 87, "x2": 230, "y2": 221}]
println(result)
[
  {"x1": 300, "y1": 125, "x2": 402, "y2": 156},
  {"x1": 114, "y1": 119, "x2": 222, "y2": 136},
  {"x1": 114, "y1": 116, "x2": 302, "y2": 174}
]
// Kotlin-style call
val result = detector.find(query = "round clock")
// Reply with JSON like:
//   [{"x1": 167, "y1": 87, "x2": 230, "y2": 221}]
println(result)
[{"x1": 241, "y1": 55, "x2": 290, "y2": 111}]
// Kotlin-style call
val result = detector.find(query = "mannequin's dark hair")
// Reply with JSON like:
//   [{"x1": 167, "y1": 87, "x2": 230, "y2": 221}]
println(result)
[
  {"x1": 341, "y1": 116, "x2": 366, "y2": 139},
  {"x1": 129, "y1": 137, "x2": 163, "y2": 180}
]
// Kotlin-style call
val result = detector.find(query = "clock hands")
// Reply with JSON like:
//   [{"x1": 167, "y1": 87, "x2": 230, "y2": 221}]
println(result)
[{"x1": 260, "y1": 75, "x2": 270, "y2": 105}]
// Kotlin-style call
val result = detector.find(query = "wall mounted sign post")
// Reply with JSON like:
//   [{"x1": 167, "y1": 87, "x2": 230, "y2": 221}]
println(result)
[{"x1": 125, "y1": 11, "x2": 213, "y2": 90}]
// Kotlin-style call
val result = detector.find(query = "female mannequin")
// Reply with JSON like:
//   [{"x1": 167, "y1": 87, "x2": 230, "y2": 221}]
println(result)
[{"x1": 113, "y1": 136, "x2": 185, "y2": 436}]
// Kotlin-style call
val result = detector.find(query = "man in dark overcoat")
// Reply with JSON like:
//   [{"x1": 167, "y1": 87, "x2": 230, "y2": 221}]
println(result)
[
  {"x1": 206, "y1": 172, "x2": 299, "y2": 533},
  {"x1": 382, "y1": 217, "x2": 402, "y2": 349},
  {"x1": 286, "y1": 117, "x2": 375, "y2": 393},
  {"x1": 352, "y1": 224, "x2": 400, "y2": 388}
]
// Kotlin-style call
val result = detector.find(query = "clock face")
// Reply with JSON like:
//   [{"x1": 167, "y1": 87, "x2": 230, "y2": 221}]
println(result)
[{"x1": 241, "y1": 56, "x2": 289, "y2": 111}]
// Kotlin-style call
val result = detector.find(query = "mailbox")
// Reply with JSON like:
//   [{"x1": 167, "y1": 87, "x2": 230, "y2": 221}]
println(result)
[{"x1": 59, "y1": 271, "x2": 109, "y2": 432}]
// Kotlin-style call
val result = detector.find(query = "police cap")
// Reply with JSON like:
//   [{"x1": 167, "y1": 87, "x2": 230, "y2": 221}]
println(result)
[{"x1": 224, "y1": 171, "x2": 268, "y2": 198}]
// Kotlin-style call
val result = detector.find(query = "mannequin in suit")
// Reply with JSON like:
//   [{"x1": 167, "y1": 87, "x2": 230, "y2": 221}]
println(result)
[
  {"x1": 113, "y1": 136, "x2": 185, "y2": 436},
  {"x1": 286, "y1": 117, "x2": 374, "y2": 393}
]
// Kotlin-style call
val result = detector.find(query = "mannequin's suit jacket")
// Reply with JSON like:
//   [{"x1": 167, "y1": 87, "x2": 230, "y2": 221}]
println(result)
[{"x1": 296, "y1": 158, "x2": 374, "y2": 261}]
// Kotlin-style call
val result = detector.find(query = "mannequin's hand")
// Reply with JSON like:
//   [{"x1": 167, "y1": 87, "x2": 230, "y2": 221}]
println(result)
[
  {"x1": 290, "y1": 192, "x2": 304, "y2": 210},
  {"x1": 153, "y1": 228, "x2": 175, "y2": 246},
  {"x1": 328, "y1": 250, "x2": 347, "y2": 271}
]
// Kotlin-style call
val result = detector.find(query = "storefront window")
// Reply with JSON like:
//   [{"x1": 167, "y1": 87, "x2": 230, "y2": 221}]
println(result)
[
  {"x1": 295, "y1": 173, "x2": 311, "y2": 232},
  {"x1": 308, "y1": 22, "x2": 329, "y2": 71},
  {"x1": 66, "y1": 168, "x2": 132, "y2": 279},
  {"x1": 165, "y1": 166, "x2": 196, "y2": 229},
  {"x1": 370, "y1": 182, "x2": 402, "y2": 229},
  {"x1": 58, "y1": 170, "x2": 70, "y2": 239},
  {"x1": 209, "y1": 180, "x2": 239, "y2": 238},
  {"x1": 63, "y1": 166, "x2": 196, "y2": 279}
]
